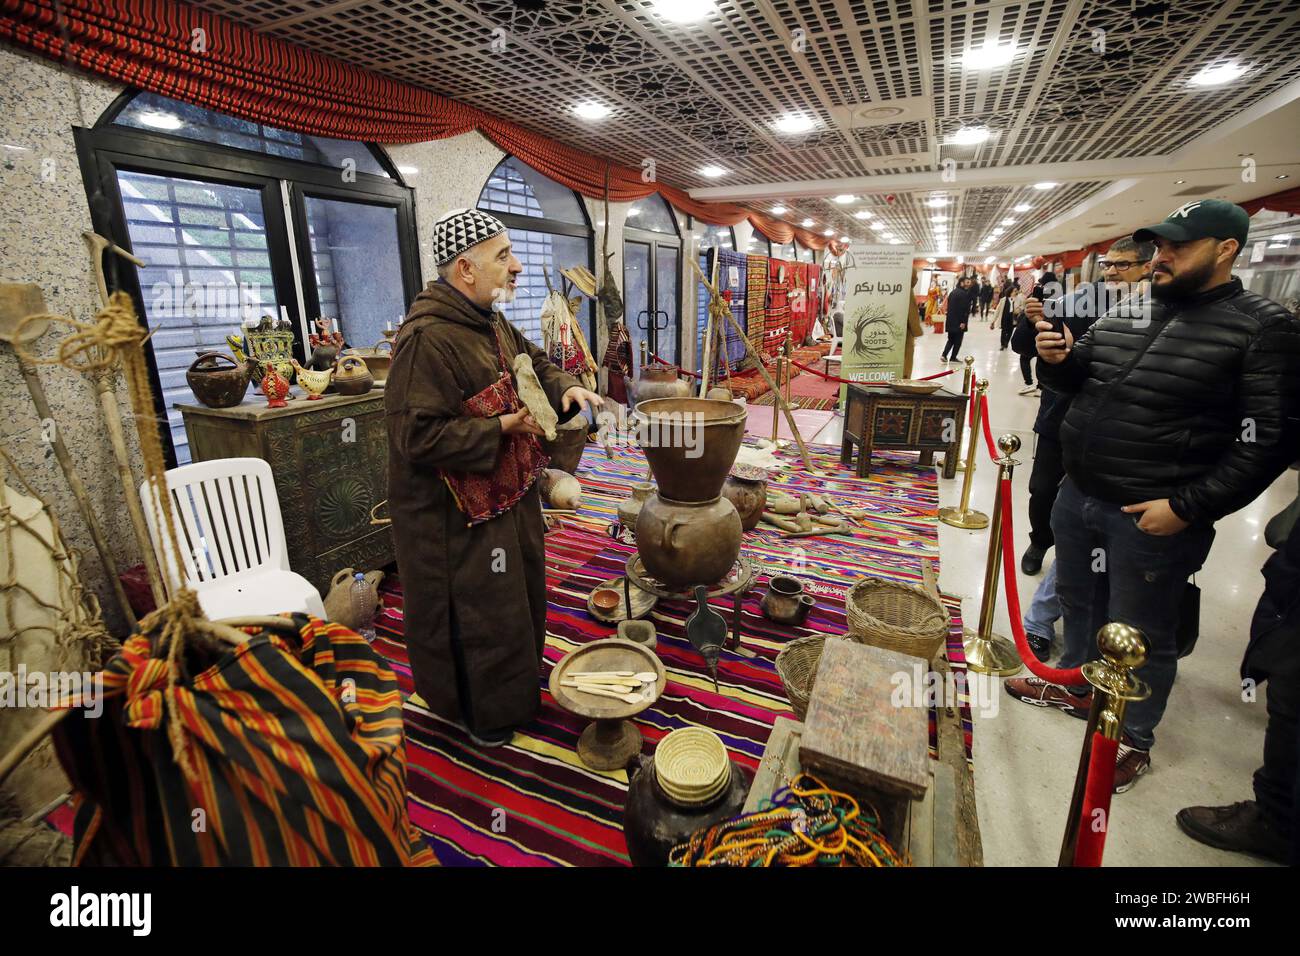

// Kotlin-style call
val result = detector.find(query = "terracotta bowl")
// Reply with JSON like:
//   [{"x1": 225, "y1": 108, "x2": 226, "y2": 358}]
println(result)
[{"x1": 592, "y1": 588, "x2": 621, "y2": 612}]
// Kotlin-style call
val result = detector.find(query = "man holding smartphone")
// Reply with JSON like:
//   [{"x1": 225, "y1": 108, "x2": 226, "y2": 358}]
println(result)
[{"x1": 1009, "y1": 200, "x2": 1300, "y2": 792}]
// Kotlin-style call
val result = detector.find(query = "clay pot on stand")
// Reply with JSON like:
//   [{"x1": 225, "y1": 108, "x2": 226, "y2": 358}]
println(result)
[
  {"x1": 186, "y1": 352, "x2": 250, "y2": 408},
  {"x1": 722, "y1": 465, "x2": 769, "y2": 532},
  {"x1": 635, "y1": 397, "x2": 746, "y2": 503},
  {"x1": 635, "y1": 493, "x2": 741, "y2": 588}
]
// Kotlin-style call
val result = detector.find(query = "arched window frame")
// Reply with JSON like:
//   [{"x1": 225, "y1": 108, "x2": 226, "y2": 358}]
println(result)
[
  {"x1": 75, "y1": 89, "x2": 420, "y2": 467},
  {"x1": 475, "y1": 155, "x2": 596, "y2": 349}
]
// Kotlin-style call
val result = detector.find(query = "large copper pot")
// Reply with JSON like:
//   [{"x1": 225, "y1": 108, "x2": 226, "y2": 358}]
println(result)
[
  {"x1": 630, "y1": 363, "x2": 691, "y2": 406},
  {"x1": 635, "y1": 493, "x2": 741, "y2": 588},
  {"x1": 634, "y1": 397, "x2": 746, "y2": 503}
]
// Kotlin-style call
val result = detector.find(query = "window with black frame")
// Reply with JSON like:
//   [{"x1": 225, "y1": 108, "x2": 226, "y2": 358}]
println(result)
[
  {"x1": 476, "y1": 156, "x2": 594, "y2": 348},
  {"x1": 80, "y1": 91, "x2": 418, "y2": 466},
  {"x1": 623, "y1": 194, "x2": 682, "y2": 366}
]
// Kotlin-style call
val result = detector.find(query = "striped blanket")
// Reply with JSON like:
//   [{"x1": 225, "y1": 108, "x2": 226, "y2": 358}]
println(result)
[
  {"x1": 377, "y1": 442, "x2": 971, "y2": 866},
  {"x1": 745, "y1": 254, "x2": 768, "y2": 356}
]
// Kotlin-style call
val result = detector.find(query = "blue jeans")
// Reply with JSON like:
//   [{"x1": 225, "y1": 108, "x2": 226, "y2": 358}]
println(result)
[
  {"x1": 1023, "y1": 561, "x2": 1061, "y2": 643},
  {"x1": 1051, "y1": 478, "x2": 1215, "y2": 749}
]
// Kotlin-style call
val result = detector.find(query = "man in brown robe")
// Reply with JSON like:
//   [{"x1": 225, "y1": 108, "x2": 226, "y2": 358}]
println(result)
[{"x1": 385, "y1": 208, "x2": 600, "y2": 747}]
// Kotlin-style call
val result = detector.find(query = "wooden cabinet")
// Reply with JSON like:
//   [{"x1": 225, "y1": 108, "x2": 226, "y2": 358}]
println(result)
[
  {"x1": 177, "y1": 390, "x2": 393, "y2": 595},
  {"x1": 840, "y1": 384, "x2": 967, "y2": 479}
]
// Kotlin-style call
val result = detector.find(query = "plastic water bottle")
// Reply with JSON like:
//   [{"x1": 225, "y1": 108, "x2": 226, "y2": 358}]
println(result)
[{"x1": 350, "y1": 571, "x2": 376, "y2": 643}]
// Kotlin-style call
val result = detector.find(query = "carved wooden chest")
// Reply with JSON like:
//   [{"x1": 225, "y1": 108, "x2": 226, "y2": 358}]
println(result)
[
  {"x1": 177, "y1": 390, "x2": 393, "y2": 595},
  {"x1": 840, "y1": 384, "x2": 967, "y2": 479}
]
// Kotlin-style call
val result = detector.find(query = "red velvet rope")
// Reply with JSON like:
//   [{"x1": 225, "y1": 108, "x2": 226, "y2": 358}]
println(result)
[
  {"x1": 1073, "y1": 733, "x2": 1118, "y2": 866},
  {"x1": 998, "y1": 479, "x2": 1086, "y2": 686},
  {"x1": 979, "y1": 392, "x2": 998, "y2": 460}
]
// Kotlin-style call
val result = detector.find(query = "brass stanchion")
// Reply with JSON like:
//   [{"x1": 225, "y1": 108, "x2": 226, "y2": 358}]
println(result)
[
  {"x1": 939, "y1": 379, "x2": 990, "y2": 529},
  {"x1": 956, "y1": 355, "x2": 975, "y2": 473},
  {"x1": 961, "y1": 433, "x2": 1023, "y2": 674},
  {"x1": 1058, "y1": 623, "x2": 1151, "y2": 866}
]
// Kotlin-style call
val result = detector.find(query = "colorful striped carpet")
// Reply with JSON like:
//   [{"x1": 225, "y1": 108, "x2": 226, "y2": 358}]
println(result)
[{"x1": 374, "y1": 441, "x2": 972, "y2": 866}]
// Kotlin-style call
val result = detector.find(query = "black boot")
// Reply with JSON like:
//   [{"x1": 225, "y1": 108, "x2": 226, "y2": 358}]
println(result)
[
  {"x1": 1021, "y1": 543, "x2": 1046, "y2": 575},
  {"x1": 1175, "y1": 801, "x2": 1290, "y2": 864}
]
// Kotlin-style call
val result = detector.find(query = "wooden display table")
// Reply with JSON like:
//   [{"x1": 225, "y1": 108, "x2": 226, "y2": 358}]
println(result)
[
  {"x1": 176, "y1": 389, "x2": 393, "y2": 595},
  {"x1": 840, "y1": 383, "x2": 967, "y2": 479}
]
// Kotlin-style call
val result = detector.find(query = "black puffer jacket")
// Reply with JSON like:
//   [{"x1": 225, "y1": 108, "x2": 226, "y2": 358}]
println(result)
[{"x1": 1038, "y1": 278, "x2": 1300, "y2": 525}]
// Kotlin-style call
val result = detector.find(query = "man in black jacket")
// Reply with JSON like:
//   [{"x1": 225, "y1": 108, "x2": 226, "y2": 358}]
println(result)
[
  {"x1": 1018, "y1": 199, "x2": 1300, "y2": 792},
  {"x1": 978, "y1": 276, "x2": 994, "y2": 320},
  {"x1": 941, "y1": 276, "x2": 976, "y2": 362}
]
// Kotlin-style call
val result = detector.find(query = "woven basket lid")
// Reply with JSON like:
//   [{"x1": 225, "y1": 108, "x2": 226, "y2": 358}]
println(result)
[{"x1": 654, "y1": 727, "x2": 730, "y2": 806}]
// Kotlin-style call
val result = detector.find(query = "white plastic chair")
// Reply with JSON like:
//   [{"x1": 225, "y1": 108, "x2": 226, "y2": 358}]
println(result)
[{"x1": 139, "y1": 457, "x2": 326, "y2": 620}]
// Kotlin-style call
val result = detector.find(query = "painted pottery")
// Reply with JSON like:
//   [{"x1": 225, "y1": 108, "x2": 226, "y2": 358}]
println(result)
[
  {"x1": 259, "y1": 361, "x2": 291, "y2": 408},
  {"x1": 542, "y1": 415, "x2": 589, "y2": 474},
  {"x1": 333, "y1": 352, "x2": 374, "y2": 395},
  {"x1": 634, "y1": 493, "x2": 741, "y2": 588},
  {"x1": 616, "y1": 481, "x2": 655, "y2": 533},
  {"x1": 630, "y1": 363, "x2": 691, "y2": 406},
  {"x1": 722, "y1": 465, "x2": 769, "y2": 532},
  {"x1": 291, "y1": 360, "x2": 333, "y2": 400},
  {"x1": 186, "y1": 351, "x2": 250, "y2": 408},
  {"x1": 623, "y1": 754, "x2": 752, "y2": 866},
  {"x1": 634, "y1": 397, "x2": 746, "y2": 503}
]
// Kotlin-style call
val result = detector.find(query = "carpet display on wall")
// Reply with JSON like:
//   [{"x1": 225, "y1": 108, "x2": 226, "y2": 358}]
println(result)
[
  {"x1": 374, "y1": 442, "x2": 972, "y2": 866},
  {"x1": 745, "y1": 254, "x2": 769, "y2": 358},
  {"x1": 764, "y1": 259, "x2": 792, "y2": 356}
]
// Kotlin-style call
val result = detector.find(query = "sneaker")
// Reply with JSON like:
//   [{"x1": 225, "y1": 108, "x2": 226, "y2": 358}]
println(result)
[
  {"x1": 1175, "y1": 801, "x2": 1290, "y2": 864},
  {"x1": 1025, "y1": 632, "x2": 1053, "y2": 661},
  {"x1": 1021, "y1": 543, "x2": 1046, "y2": 575},
  {"x1": 1004, "y1": 675, "x2": 1092, "y2": 719},
  {"x1": 1113, "y1": 740, "x2": 1151, "y2": 793},
  {"x1": 1018, "y1": 384, "x2": 1037, "y2": 395}
]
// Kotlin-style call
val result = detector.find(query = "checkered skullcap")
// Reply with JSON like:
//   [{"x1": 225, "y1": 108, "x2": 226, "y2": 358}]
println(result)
[{"x1": 434, "y1": 208, "x2": 507, "y2": 266}]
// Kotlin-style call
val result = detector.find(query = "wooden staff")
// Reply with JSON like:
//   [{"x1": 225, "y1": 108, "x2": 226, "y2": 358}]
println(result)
[
  {"x1": 82, "y1": 232, "x2": 166, "y2": 609},
  {"x1": 690, "y1": 259, "x2": 814, "y2": 472}
]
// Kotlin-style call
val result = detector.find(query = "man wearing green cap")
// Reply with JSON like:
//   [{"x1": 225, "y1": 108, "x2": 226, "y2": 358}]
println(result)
[{"x1": 1023, "y1": 198, "x2": 1300, "y2": 793}]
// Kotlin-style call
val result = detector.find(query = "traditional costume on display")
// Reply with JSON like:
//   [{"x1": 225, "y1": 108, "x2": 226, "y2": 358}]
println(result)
[{"x1": 385, "y1": 209, "x2": 581, "y2": 737}]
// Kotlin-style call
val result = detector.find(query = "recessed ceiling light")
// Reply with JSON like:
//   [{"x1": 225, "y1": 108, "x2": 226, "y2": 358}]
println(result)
[
  {"x1": 931, "y1": 215, "x2": 948, "y2": 223},
  {"x1": 801, "y1": 218, "x2": 814, "y2": 227},
  {"x1": 839, "y1": 235, "x2": 851, "y2": 242},
  {"x1": 398, "y1": 165, "x2": 419, "y2": 175},
  {"x1": 1001, "y1": 218, "x2": 1016, "y2": 226},
  {"x1": 833, "y1": 194, "x2": 855, "y2": 204},
  {"x1": 771, "y1": 204, "x2": 787, "y2": 215},
  {"x1": 1189, "y1": 61, "x2": 1247, "y2": 87},
  {"x1": 881, "y1": 233, "x2": 896, "y2": 240},
  {"x1": 984, "y1": 256, "x2": 996, "y2": 264},
  {"x1": 1272, "y1": 234, "x2": 1292, "y2": 242},
  {"x1": 926, "y1": 197, "x2": 950, "y2": 208},
  {"x1": 654, "y1": 0, "x2": 716, "y2": 24},
  {"x1": 926, "y1": 257, "x2": 937, "y2": 263},
  {"x1": 699, "y1": 165, "x2": 727, "y2": 178},
  {"x1": 823, "y1": 229, "x2": 834, "y2": 236},
  {"x1": 1033, "y1": 182, "x2": 1058, "y2": 190},
  {"x1": 139, "y1": 111, "x2": 183, "y2": 130},
  {"x1": 574, "y1": 102, "x2": 612, "y2": 120},
  {"x1": 854, "y1": 210, "x2": 872, "y2": 219},
  {"x1": 1174, "y1": 179, "x2": 1187, "y2": 184},
  {"x1": 1014, "y1": 203, "x2": 1032, "y2": 212},
  {"x1": 990, "y1": 228, "x2": 1004, "y2": 235},
  {"x1": 889, "y1": 239, "x2": 904, "y2": 245},
  {"x1": 1278, "y1": 174, "x2": 1291, "y2": 180},
  {"x1": 948, "y1": 127, "x2": 991, "y2": 146},
  {"x1": 961, "y1": 41, "x2": 1019, "y2": 70},
  {"x1": 772, "y1": 113, "x2": 815, "y2": 135},
  {"x1": 870, "y1": 223, "x2": 886, "y2": 232}
]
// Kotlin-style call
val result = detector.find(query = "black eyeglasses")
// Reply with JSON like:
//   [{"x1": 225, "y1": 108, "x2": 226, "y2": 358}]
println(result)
[{"x1": 1098, "y1": 259, "x2": 1143, "y2": 270}]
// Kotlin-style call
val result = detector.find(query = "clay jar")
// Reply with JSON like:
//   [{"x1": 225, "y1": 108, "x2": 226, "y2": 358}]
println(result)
[
  {"x1": 617, "y1": 481, "x2": 655, "y2": 532},
  {"x1": 333, "y1": 352, "x2": 374, "y2": 395},
  {"x1": 722, "y1": 465, "x2": 769, "y2": 532},
  {"x1": 623, "y1": 756, "x2": 752, "y2": 866},
  {"x1": 761, "y1": 575, "x2": 811, "y2": 624},
  {"x1": 635, "y1": 397, "x2": 746, "y2": 503},
  {"x1": 635, "y1": 493, "x2": 741, "y2": 588},
  {"x1": 631, "y1": 363, "x2": 691, "y2": 406},
  {"x1": 186, "y1": 352, "x2": 250, "y2": 408}
]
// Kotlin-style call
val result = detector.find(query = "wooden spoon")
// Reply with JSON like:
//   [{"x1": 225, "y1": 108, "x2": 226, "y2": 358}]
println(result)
[
  {"x1": 569, "y1": 671, "x2": 658, "y2": 682},
  {"x1": 567, "y1": 685, "x2": 647, "y2": 705},
  {"x1": 561, "y1": 677, "x2": 641, "y2": 688}
]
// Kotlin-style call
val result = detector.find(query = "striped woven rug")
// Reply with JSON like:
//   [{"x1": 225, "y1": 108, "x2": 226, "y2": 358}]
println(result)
[{"x1": 375, "y1": 441, "x2": 972, "y2": 866}]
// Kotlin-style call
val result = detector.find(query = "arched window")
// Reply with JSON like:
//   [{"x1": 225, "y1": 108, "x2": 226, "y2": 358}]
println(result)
[
  {"x1": 697, "y1": 222, "x2": 735, "y2": 252},
  {"x1": 794, "y1": 242, "x2": 816, "y2": 263},
  {"x1": 624, "y1": 195, "x2": 683, "y2": 365},
  {"x1": 79, "y1": 91, "x2": 418, "y2": 466},
  {"x1": 771, "y1": 240, "x2": 796, "y2": 261},
  {"x1": 477, "y1": 156, "x2": 594, "y2": 347}
]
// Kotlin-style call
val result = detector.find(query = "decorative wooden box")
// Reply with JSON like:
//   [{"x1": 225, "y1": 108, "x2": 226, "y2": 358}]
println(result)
[
  {"x1": 841, "y1": 384, "x2": 967, "y2": 479},
  {"x1": 177, "y1": 389, "x2": 393, "y2": 595}
]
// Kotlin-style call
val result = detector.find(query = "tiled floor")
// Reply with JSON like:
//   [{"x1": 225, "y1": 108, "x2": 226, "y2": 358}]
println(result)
[{"x1": 810, "y1": 322, "x2": 1286, "y2": 867}]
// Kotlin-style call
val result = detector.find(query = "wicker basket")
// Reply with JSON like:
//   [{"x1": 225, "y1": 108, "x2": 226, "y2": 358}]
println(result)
[
  {"x1": 775, "y1": 634, "x2": 851, "y2": 720},
  {"x1": 845, "y1": 577, "x2": 950, "y2": 662}
]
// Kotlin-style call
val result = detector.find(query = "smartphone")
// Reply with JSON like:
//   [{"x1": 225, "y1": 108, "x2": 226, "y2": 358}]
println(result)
[{"x1": 1039, "y1": 292, "x2": 1065, "y2": 336}]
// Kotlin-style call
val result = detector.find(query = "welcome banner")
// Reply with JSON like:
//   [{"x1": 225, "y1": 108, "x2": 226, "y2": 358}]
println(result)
[{"x1": 838, "y1": 244, "x2": 916, "y2": 401}]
